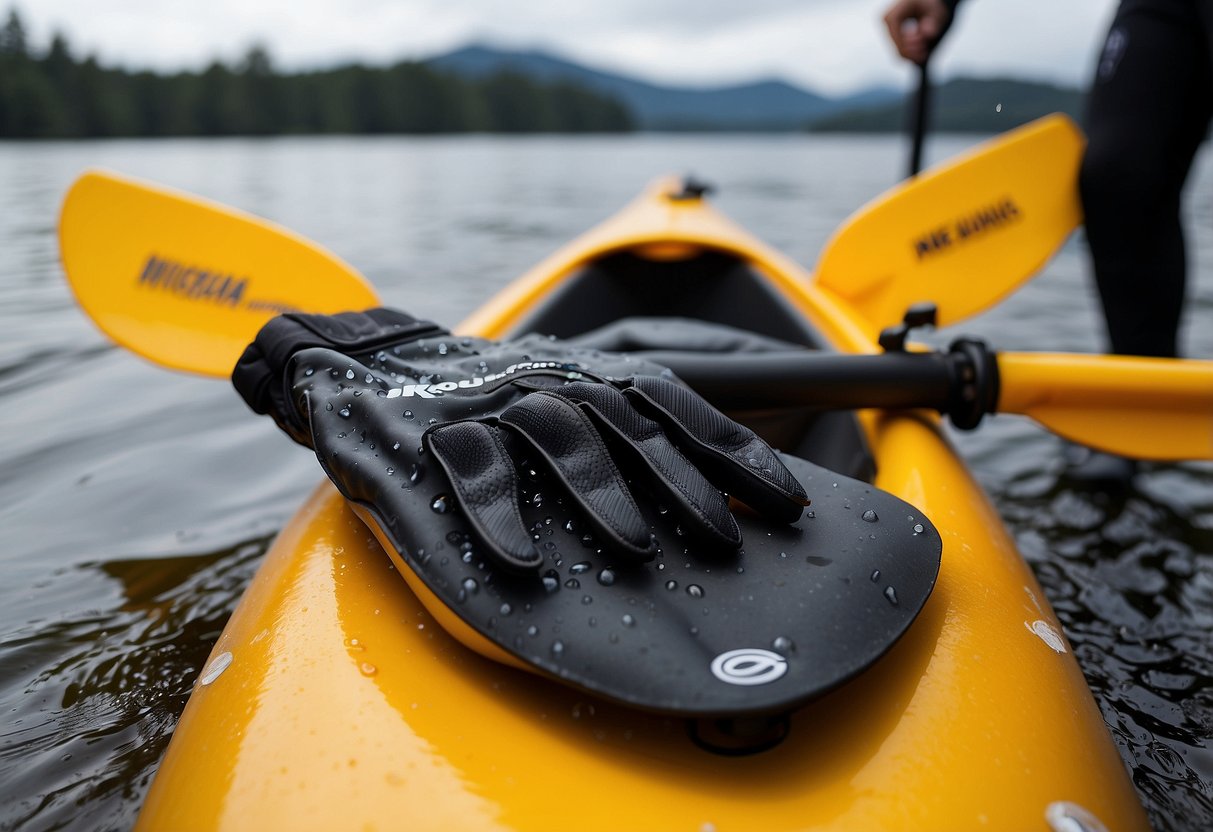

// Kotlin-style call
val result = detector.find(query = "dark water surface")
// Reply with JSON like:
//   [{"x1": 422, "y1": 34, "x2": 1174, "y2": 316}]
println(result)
[{"x1": 0, "y1": 135, "x2": 1210, "y2": 831}]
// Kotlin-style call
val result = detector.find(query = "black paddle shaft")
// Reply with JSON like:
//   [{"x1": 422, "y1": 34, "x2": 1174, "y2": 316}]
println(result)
[{"x1": 648, "y1": 337, "x2": 1000, "y2": 431}]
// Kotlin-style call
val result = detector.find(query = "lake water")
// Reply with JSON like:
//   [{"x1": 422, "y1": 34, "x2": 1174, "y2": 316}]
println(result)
[{"x1": 0, "y1": 133, "x2": 1210, "y2": 831}]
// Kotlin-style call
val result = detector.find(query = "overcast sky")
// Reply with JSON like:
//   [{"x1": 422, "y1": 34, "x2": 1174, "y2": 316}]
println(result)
[{"x1": 16, "y1": 0, "x2": 1117, "y2": 96}]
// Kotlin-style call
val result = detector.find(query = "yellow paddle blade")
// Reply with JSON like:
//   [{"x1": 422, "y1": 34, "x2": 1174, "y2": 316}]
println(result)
[
  {"x1": 59, "y1": 170, "x2": 381, "y2": 378},
  {"x1": 998, "y1": 352, "x2": 1213, "y2": 460},
  {"x1": 815, "y1": 114, "x2": 1085, "y2": 333}
]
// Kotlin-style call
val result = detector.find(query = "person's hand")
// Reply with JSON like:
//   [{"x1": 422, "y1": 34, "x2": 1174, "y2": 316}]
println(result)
[{"x1": 883, "y1": 0, "x2": 951, "y2": 65}]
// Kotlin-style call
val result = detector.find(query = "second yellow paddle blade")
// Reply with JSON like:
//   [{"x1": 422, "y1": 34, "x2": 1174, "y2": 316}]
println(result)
[
  {"x1": 60, "y1": 170, "x2": 381, "y2": 378},
  {"x1": 815, "y1": 114, "x2": 1085, "y2": 332}
]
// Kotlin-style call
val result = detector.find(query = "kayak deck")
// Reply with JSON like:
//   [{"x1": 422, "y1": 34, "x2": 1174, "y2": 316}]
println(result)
[{"x1": 137, "y1": 181, "x2": 1149, "y2": 831}]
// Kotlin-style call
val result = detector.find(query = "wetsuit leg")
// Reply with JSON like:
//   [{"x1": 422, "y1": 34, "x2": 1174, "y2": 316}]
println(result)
[{"x1": 1079, "y1": 0, "x2": 1213, "y2": 358}]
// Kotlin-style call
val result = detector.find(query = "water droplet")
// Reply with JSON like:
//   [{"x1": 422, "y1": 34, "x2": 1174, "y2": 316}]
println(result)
[
  {"x1": 581, "y1": 595, "x2": 593, "y2": 605},
  {"x1": 564, "y1": 520, "x2": 578, "y2": 534},
  {"x1": 430, "y1": 494, "x2": 451, "y2": 514},
  {"x1": 325, "y1": 402, "x2": 334, "y2": 411},
  {"x1": 462, "y1": 577, "x2": 479, "y2": 595},
  {"x1": 621, "y1": 614, "x2": 636, "y2": 628},
  {"x1": 665, "y1": 580, "x2": 678, "y2": 591},
  {"x1": 805, "y1": 556, "x2": 832, "y2": 566},
  {"x1": 564, "y1": 578, "x2": 581, "y2": 589},
  {"x1": 748, "y1": 458, "x2": 761, "y2": 467},
  {"x1": 772, "y1": 636, "x2": 795, "y2": 653},
  {"x1": 870, "y1": 569, "x2": 881, "y2": 582},
  {"x1": 913, "y1": 523, "x2": 925, "y2": 534},
  {"x1": 499, "y1": 603, "x2": 513, "y2": 616},
  {"x1": 551, "y1": 640, "x2": 565, "y2": 658},
  {"x1": 346, "y1": 369, "x2": 356, "y2": 380},
  {"x1": 403, "y1": 410, "x2": 414, "y2": 419},
  {"x1": 531, "y1": 492, "x2": 545, "y2": 507},
  {"x1": 385, "y1": 467, "x2": 395, "y2": 476},
  {"x1": 303, "y1": 367, "x2": 315, "y2": 376},
  {"x1": 527, "y1": 625, "x2": 539, "y2": 637},
  {"x1": 542, "y1": 571, "x2": 560, "y2": 593},
  {"x1": 338, "y1": 406, "x2": 351, "y2": 419},
  {"x1": 686, "y1": 584, "x2": 704, "y2": 598},
  {"x1": 345, "y1": 637, "x2": 364, "y2": 652},
  {"x1": 862, "y1": 509, "x2": 878, "y2": 523},
  {"x1": 359, "y1": 662, "x2": 378, "y2": 676},
  {"x1": 884, "y1": 586, "x2": 899, "y2": 606},
  {"x1": 408, "y1": 463, "x2": 424, "y2": 484},
  {"x1": 364, "y1": 373, "x2": 375, "y2": 383},
  {"x1": 569, "y1": 561, "x2": 591, "y2": 574},
  {"x1": 597, "y1": 568, "x2": 616, "y2": 586}
]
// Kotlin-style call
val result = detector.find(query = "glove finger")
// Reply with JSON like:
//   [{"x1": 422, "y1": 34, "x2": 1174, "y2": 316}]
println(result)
[
  {"x1": 500, "y1": 392, "x2": 655, "y2": 561},
  {"x1": 426, "y1": 421, "x2": 543, "y2": 574},
  {"x1": 624, "y1": 376, "x2": 809, "y2": 523},
  {"x1": 555, "y1": 382, "x2": 741, "y2": 549}
]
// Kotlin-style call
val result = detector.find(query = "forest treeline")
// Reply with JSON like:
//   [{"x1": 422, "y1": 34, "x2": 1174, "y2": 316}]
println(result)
[{"x1": 0, "y1": 9, "x2": 635, "y2": 138}]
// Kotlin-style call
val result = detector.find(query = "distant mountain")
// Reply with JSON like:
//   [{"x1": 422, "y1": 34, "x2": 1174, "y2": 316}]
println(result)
[
  {"x1": 426, "y1": 44, "x2": 901, "y2": 131},
  {"x1": 810, "y1": 77, "x2": 1084, "y2": 133}
]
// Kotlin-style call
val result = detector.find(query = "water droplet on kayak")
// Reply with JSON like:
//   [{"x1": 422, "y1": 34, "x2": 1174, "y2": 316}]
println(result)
[
  {"x1": 665, "y1": 580, "x2": 678, "y2": 591},
  {"x1": 499, "y1": 603, "x2": 513, "y2": 616},
  {"x1": 325, "y1": 403, "x2": 334, "y2": 411},
  {"x1": 359, "y1": 662, "x2": 377, "y2": 677},
  {"x1": 569, "y1": 561, "x2": 591, "y2": 574},
  {"x1": 884, "y1": 586, "x2": 899, "y2": 606},
  {"x1": 430, "y1": 494, "x2": 451, "y2": 514},
  {"x1": 408, "y1": 463, "x2": 424, "y2": 484},
  {"x1": 621, "y1": 614, "x2": 636, "y2": 628},
  {"x1": 303, "y1": 367, "x2": 315, "y2": 376},
  {"x1": 346, "y1": 369, "x2": 355, "y2": 380},
  {"x1": 871, "y1": 569, "x2": 881, "y2": 582},
  {"x1": 564, "y1": 578, "x2": 580, "y2": 589},
  {"x1": 748, "y1": 458, "x2": 760, "y2": 467},
  {"x1": 462, "y1": 577, "x2": 479, "y2": 595},
  {"x1": 564, "y1": 520, "x2": 578, "y2": 534},
  {"x1": 581, "y1": 595, "x2": 593, "y2": 605},
  {"x1": 542, "y1": 571, "x2": 560, "y2": 593},
  {"x1": 364, "y1": 373, "x2": 375, "y2": 383},
  {"x1": 527, "y1": 625, "x2": 539, "y2": 637},
  {"x1": 199, "y1": 651, "x2": 233, "y2": 686},
  {"x1": 402, "y1": 410, "x2": 414, "y2": 419},
  {"x1": 772, "y1": 636, "x2": 795, "y2": 653},
  {"x1": 806, "y1": 510, "x2": 816, "y2": 519},
  {"x1": 862, "y1": 509, "x2": 878, "y2": 522},
  {"x1": 392, "y1": 442, "x2": 401, "y2": 451},
  {"x1": 913, "y1": 523, "x2": 925, "y2": 535},
  {"x1": 805, "y1": 555, "x2": 832, "y2": 566},
  {"x1": 597, "y1": 568, "x2": 616, "y2": 586},
  {"x1": 531, "y1": 492, "x2": 545, "y2": 508},
  {"x1": 338, "y1": 407, "x2": 351, "y2": 418},
  {"x1": 779, "y1": 551, "x2": 788, "y2": 559},
  {"x1": 686, "y1": 584, "x2": 704, "y2": 598},
  {"x1": 345, "y1": 638, "x2": 364, "y2": 652},
  {"x1": 551, "y1": 640, "x2": 565, "y2": 658},
  {"x1": 385, "y1": 467, "x2": 395, "y2": 476}
]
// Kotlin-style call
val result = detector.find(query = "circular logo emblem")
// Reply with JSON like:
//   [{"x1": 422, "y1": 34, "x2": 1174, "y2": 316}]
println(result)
[{"x1": 709, "y1": 648, "x2": 788, "y2": 686}]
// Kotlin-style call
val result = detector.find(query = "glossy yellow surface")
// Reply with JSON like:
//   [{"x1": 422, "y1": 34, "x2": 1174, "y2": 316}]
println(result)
[
  {"x1": 814, "y1": 114, "x2": 1084, "y2": 335},
  {"x1": 59, "y1": 170, "x2": 381, "y2": 377},
  {"x1": 138, "y1": 180, "x2": 1150, "y2": 831},
  {"x1": 999, "y1": 352, "x2": 1213, "y2": 460}
]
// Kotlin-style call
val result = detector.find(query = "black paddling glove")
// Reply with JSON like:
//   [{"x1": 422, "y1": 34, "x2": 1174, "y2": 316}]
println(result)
[{"x1": 233, "y1": 308, "x2": 808, "y2": 573}]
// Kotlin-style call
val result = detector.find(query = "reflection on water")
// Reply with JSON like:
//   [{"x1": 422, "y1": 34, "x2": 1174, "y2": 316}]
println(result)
[{"x1": 0, "y1": 135, "x2": 1210, "y2": 831}]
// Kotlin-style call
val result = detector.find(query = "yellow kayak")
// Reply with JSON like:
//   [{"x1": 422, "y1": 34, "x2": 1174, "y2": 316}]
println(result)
[{"x1": 133, "y1": 174, "x2": 1149, "y2": 831}]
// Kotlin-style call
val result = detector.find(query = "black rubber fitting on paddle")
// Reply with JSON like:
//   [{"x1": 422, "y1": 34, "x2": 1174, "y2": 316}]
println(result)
[
  {"x1": 878, "y1": 302, "x2": 938, "y2": 353},
  {"x1": 945, "y1": 337, "x2": 999, "y2": 431}
]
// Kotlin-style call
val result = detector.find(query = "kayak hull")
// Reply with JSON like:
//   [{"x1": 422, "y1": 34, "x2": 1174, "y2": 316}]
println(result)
[{"x1": 137, "y1": 181, "x2": 1149, "y2": 831}]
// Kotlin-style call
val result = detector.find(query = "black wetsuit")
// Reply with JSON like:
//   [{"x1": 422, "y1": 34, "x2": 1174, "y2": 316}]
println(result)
[
  {"x1": 1080, "y1": 0, "x2": 1213, "y2": 358},
  {"x1": 949, "y1": 0, "x2": 1213, "y2": 358}
]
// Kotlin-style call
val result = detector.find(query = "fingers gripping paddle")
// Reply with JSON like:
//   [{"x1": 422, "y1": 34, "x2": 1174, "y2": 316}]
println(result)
[
  {"x1": 59, "y1": 170, "x2": 381, "y2": 377},
  {"x1": 816, "y1": 114, "x2": 1085, "y2": 333}
]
